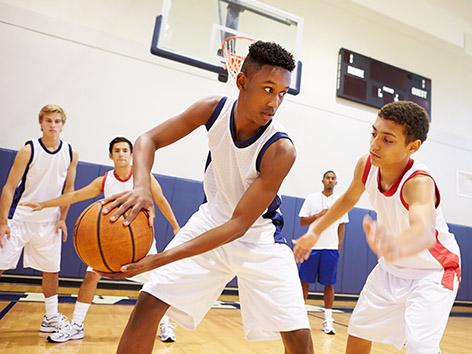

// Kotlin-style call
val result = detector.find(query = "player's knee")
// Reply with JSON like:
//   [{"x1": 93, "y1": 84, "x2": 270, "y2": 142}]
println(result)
[
  {"x1": 282, "y1": 329, "x2": 313, "y2": 354},
  {"x1": 136, "y1": 292, "x2": 168, "y2": 314},
  {"x1": 84, "y1": 270, "x2": 101, "y2": 282}
]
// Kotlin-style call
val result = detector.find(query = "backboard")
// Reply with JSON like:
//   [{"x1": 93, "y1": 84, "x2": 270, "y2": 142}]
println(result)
[{"x1": 150, "y1": 0, "x2": 303, "y2": 95}]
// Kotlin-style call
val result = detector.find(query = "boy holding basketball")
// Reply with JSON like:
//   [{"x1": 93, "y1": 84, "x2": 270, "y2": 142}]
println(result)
[
  {"x1": 294, "y1": 101, "x2": 460, "y2": 354},
  {"x1": 22, "y1": 136, "x2": 180, "y2": 343},
  {"x1": 102, "y1": 41, "x2": 313, "y2": 354},
  {"x1": 0, "y1": 104, "x2": 78, "y2": 333}
]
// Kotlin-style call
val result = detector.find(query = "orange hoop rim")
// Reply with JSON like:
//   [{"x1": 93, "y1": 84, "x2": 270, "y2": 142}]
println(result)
[{"x1": 220, "y1": 35, "x2": 255, "y2": 80}]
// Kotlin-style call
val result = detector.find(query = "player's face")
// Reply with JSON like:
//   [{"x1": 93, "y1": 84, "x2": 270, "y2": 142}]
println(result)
[
  {"x1": 369, "y1": 116, "x2": 419, "y2": 167},
  {"x1": 109, "y1": 142, "x2": 132, "y2": 167},
  {"x1": 40, "y1": 112, "x2": 64, "y2": 138},
  {"x1": 322, "y1": 172, "x2": 337, "y2": 191},
  {"x1": 238, "y1": 65, "x2": 291, "y2": 126}
]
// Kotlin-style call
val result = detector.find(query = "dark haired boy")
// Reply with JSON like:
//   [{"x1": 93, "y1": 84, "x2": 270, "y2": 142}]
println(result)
[
  {"x1": 22, "y1": 137, "x2": 179, "y2": 343},
  {"x1": 294, "y1": 101, "x2": 461, "y2": 354},
  {"x1": 299, "y1": 170, "x2": 349, "y2": 335},
  {"x1": 103, "y1": 41, "x2": 314, "y2": 354}
]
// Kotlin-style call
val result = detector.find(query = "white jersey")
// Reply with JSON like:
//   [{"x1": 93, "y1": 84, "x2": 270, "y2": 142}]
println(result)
[
  {"x1": 9, "y1": 138, "x2": 72, "y2": 223},
  {"x1": 362, "y1": 156, "x2": 461, "y2": 290},
  {"x1": 299, "y1": 192, "x2": 349, "y2": 249},
  {"x1": 101, "y1": 169, "x2": 133, "y2": 198},
  {"x1": 201, "y1": 96, "x2": 291, "y2": 244}
]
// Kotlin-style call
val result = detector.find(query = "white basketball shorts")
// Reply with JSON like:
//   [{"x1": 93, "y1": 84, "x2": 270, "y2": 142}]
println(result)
[
  {"x1": 0, "y1": 219, "x2": 62, "y2": 272},
  {"x1": 142, "y1": 210, "x2": 310, "y2": 341},
  {"x1": 348, "y1": 264, "x2": 457, "y2": 354}
]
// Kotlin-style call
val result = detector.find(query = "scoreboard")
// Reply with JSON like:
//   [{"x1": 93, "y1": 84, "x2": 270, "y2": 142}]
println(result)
[{"x1": 336, "y1": 48, "x2": 431, "y2": 118}]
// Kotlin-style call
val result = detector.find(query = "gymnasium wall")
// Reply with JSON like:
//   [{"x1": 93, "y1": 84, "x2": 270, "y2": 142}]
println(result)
[
  {"x1": 0, "y1": 1, "x2": 471, "y2": 227},
  {"x1": 0, "y1": 147, "x2": 470, "y2": 301}
]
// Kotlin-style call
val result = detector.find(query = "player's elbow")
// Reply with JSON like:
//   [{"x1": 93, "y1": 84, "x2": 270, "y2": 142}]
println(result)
[
  {"x1": 233, "y1": 225, "x2": 249, "y2": 240},
  {"x1": 229, "y1": 218, "x2": 251, "y2": 241}
]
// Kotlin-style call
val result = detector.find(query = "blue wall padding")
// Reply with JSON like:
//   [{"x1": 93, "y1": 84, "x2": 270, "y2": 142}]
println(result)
[{"x1": 0, "y1": 148, "x2": 470, "y2": 300}]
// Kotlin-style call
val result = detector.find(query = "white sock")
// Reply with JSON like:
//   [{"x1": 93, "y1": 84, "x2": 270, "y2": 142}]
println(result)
[
  {"x1": 44, "y1": 295, "x2": 59, "y2": 318},
  {"x1": 160, "y1": 314, "x2": 169, "y2": 325},
  {"x1": 324, "y1": 308, "x2": 333, "y2": 320},
  {"x1": 72, "y1": 301, "x2": 91, "y2": 325}
]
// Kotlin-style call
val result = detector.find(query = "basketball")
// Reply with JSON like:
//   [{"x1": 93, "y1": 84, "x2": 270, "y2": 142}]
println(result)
[{"x1": 73, "y1": 201, "x2": 154, "y2": 273}]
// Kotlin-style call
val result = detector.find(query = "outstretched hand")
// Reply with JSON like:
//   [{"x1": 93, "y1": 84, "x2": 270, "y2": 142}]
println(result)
[
  {"x1": 101, "y1": 187, "x2": 155, "y2": 226},
  {"x1": 363, "y1": 214, "x2": 399, "y2": 261},
  {"x1": 292, "y1": 231, "x2": 320, "y2": 263},
  {"x1": 97, "y1": 254, "x2": 161, "y2": 279}
]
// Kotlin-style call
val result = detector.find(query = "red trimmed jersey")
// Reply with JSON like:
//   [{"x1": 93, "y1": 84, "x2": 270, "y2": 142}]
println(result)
[
  {"x1": 101, "y1": 170, "x2": 133, "y2": 198},
  {"x1": 362, "y1": 156, "x2": 460, "y2": 290}
]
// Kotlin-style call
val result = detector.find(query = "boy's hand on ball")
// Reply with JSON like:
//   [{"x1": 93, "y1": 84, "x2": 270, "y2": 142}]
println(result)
[
  {"x1": 102, "y1": 187, "x2": 155, "y2": 226},
  {"x1": 98, "y1": 254, "x2": 160, "y2": 279}
]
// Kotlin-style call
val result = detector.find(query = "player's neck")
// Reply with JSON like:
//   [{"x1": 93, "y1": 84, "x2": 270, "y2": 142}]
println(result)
[
  {"x1": 40, "y1": 135, "x2": 61, "y2": 150},
  {"x1": 233, "y1": 102, "x2": 265, "y2": 141},
  {"x1": 378, "y1": 158, "x2": 412, "y2": 191},
  {"x1": 322, "y1": 190, "x2": 334, "y2": 197},
  {"x1": 114, "y1": 165, "x2": 132, "y2": 180}
]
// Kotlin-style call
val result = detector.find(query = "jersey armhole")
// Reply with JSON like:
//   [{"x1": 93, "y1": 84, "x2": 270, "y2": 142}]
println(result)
[
  {"x1": 400, "y1": 171, "x2": 441, "y2": 210},
  {"x1": 68, "y1": 143, "x2": 73, "y2": 164},
  {"x1": 205, "y1": 97, "x2": 227, "y2": 131},
  {"x1": 361, "y1": 155, "x2": 372, "y2": 185},
  {"x1": 101, "y1": 171, "x2": 108, "y2": 193},
  {"x1": 255, "y1": 132, "x2": 292, "y2": 172}
]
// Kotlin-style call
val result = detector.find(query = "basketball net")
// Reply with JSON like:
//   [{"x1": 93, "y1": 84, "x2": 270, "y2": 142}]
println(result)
[{"x1": 221, "y1": 36, "x2": 255, "y2": 85}]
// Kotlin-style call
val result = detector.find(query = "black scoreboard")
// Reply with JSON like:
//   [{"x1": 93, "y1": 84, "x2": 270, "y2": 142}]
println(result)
[{"x1": 336, "y1": 48, "x2": 431, "y2": 118}]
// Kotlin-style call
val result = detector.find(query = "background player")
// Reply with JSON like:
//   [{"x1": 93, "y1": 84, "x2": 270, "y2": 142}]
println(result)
[
  {"x1": 294, "y1": 101, "x2": 461, "y2": 354},
  {"x1": 22, "y1": 136, "x2": 180, "y2": 343},
  {"x1": 0, "y1": 104, "x2": 78, "y2": 333},
  {"x1": 100, "y1": 41, "x2": 314, "y2": 354},
  {"x1": 299, "y1": 170, "x2": 349, "y2": 334}
]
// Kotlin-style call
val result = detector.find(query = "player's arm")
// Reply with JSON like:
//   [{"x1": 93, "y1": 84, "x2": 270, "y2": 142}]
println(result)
[
  {"x1": 150, "y1": 176, "x2": 180, "y2": 235},
  {"x1": 364, "y1": 175, "x2": 436, "y2": 261},
  {"x1": 102, "y1": 97, "x2": 222, "y2": 225},
  {"x1": 104, "y1": 139, "x2": 296, "y2": 278},
  {"x1": 300, "y1": 209, "x2": 328, "y2": 227},
  {"x1": 0, "y1": 145, "x2": 32, "y2": 247},
  {"x1": 293, "y1": 155, "x2": 368, "y2": 262},
  {"x1": 21, "y1": 176, "x2": 103, "y2": 211},
  {"x1": 337, "y1": 223, "x2": 346, "y2": 253},
  {"x1": 56, "y1": 149, "x2": 79, "y2": 242}
]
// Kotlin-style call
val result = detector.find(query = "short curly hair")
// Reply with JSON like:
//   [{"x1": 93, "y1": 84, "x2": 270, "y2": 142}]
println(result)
[
  {"x1": 379, "y1": 101, "x2": 430, "y2": 143},
  {"x1": 240, "y1": 41, "x2": 295, "y2": 75}
]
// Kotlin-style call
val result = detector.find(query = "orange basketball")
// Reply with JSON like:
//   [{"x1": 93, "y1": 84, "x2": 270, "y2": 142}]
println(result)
[{"x1": 73, "y1": 201, "x2": 153, "y2": 273}]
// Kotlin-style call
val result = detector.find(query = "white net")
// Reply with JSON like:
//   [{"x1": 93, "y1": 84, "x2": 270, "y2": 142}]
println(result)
[{"x1": 221, "y1": 36, "x2": 255, "y2": 83}]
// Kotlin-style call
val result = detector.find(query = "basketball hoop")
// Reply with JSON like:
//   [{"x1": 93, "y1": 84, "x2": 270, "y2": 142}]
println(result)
[{"x1": 221, "y1": 35, "x2": 255, "y2": 83}]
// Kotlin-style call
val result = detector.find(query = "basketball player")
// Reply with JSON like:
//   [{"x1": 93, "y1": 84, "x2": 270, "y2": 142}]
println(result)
[
  {"x1": 0, "y1": 104, "x2": 78, "y2": 333},
  {"x1": 294, "y1": 101, "x2": 461, "y2": 354},
  {"x1": 299, "y1": 170, "x2": 349, "y2": 335},
  {"x1": 22, "y1": 136, "x2": 180, "y2": 343},
  {"x1": 100, "y1": 41, "x2": 313, "y2": 354}
]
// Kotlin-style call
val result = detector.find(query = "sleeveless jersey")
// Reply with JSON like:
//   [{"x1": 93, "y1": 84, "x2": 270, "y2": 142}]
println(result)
[
  {"x1": 9, "y1": 138, "x2": 72, "y2": 223},
  {"x1": 362, "y1": 156, "x2": 461, "y2": 290},
  {"x1": 101, "y1": 169, "x2": 133, "y2": 198},
  {"x1": 201, "y1": 96, "x2": 291, "y2": 244}
]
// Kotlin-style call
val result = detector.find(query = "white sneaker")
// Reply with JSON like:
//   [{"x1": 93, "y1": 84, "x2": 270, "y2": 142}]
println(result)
[
  {"x1": 322, "y1": 318, "x2": 336, "y2": 335},
  {"x1": 39, "y1": 313, "x2": 67, "y2": 333},
  {"x1": 48, "y1": 320, "x2": 85, "y2": 343},
  {"x1": 159, "y1": 321, "x2": 176, "y2": 343}
]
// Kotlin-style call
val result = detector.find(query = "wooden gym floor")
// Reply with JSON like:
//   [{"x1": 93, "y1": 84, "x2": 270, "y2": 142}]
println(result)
[{"x1": 0, "y1": 283, "x2": 471, "y2": 353}]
